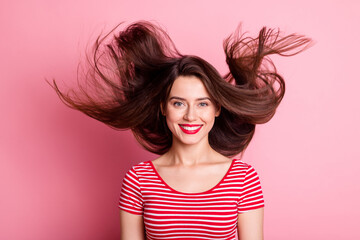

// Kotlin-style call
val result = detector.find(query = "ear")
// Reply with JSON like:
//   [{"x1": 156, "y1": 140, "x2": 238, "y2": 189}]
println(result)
[
  {"x1": 160, "y1": 103, "x2": 166, "y2": 116},
  {"x1": 215, "y1": 105, "x2": 221, "y2": 117}
]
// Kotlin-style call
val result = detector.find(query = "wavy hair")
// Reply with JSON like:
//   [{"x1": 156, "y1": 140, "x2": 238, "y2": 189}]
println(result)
[{"x1": 51, "y1": 21, "x2": 311, "y2": 156}]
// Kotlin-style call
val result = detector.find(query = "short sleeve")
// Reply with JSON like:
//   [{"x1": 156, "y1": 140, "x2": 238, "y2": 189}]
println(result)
[
  {"x1": 119, "y1": 167, "x2": 144, "y2": 215},
  {"x1": 237, "y1": 164, "x2": 265, "y2": 213}
]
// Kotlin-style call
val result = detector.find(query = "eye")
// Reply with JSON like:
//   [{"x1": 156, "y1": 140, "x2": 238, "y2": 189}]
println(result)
[
  {"x1": 199, "y1": 102, "x2": 209, "y2": 107},
  {"x1": 173, "y1": 101, "x2": 184, "y2": 107}
]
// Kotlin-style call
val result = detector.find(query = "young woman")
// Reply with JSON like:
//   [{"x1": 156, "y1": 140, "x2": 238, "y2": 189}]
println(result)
[{"x1": 52, "y1": 21, "x2": 311, "y2": 239}]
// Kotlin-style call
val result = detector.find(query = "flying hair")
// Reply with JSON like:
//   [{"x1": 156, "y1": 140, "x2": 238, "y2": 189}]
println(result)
[{"x1": 50, "y1": 21, "x2": 312, "y2": 156}]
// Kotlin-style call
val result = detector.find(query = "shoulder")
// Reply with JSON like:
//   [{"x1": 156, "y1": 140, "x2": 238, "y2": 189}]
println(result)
[
  {"x1": 125, "y1": 160, "x2": 152, "y2": 174},
  {"x1": 232, "y1": 158, "x2": 251, "y2": 169},
  {"x1": 231, "y1": 159, "x2": 261, "y2": 177},
  {"x1": 131, "y1": 160, "x2": 151, "y2": 169},
  {"x1": 123, "y1": 160, "x2": 158, "y2": 182}
]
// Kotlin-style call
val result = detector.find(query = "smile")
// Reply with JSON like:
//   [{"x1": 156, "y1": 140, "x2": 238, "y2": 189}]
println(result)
[{"x1": 179, "y1": 124, "x2": 203, "y2": 134}]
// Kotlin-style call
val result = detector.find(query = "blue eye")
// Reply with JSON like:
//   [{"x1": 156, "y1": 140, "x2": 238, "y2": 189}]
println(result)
[
  {"x1": 199, "y1": 102, "x2": 208, "y2": 107},
  {"x1": 174, "y1": 102, "x2": 183, "y2": 107}
]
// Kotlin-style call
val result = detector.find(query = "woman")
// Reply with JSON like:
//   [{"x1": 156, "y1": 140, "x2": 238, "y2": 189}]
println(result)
[{"x1": 52, "y1": 21, "x2": 311, "y2": 239}]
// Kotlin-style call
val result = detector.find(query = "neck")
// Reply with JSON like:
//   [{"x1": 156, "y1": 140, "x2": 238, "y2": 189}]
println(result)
[{"x1": 165, "y1": 137, "x2": 217, "y2": 167}]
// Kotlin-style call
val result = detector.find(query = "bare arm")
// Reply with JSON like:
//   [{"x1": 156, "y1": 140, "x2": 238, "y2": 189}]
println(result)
[
  {"x1": 237, "y1": 207, "x2": 264, "y2": 240},
  {"x1": 120, "y1": 210, "x2": 145, "y2": 240}
]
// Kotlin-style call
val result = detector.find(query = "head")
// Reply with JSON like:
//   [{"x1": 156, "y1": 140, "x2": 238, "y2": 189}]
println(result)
[
  {"x1": 152, "y1": 55, "x2": 248, "y2": 155},
  {"x1": 161, "y1": 74, "x2": 221, "y2": 147}
]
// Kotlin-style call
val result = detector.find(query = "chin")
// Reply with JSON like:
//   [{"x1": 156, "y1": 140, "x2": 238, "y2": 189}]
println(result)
[{"x1": 175, "y1": 136, "x2": 208, "y2": 146}]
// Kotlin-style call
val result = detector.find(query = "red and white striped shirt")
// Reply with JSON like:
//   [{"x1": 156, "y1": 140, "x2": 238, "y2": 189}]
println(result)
[{"x1": 119, "y1": 158, "x2": 264, "y2": 240}]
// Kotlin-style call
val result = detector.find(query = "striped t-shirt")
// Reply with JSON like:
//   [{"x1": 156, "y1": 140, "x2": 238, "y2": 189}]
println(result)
[{"x1": 119, "y1": 158, "x2": 264, "y2": 240}]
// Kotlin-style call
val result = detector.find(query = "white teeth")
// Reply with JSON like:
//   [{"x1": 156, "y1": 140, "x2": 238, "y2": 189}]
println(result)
[{"x1": 181, "y1": 125, "x2": 201, "y2": 130}]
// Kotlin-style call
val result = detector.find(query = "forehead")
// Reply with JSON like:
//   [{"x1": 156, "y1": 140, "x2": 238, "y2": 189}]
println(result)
[{"x1": 169, "y1": 75, "x2": 210, "y2": 99}]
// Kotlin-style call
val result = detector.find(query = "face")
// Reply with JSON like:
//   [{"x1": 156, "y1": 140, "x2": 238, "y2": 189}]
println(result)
[{"x1": 162, "y1": 75, "x2": 220, "y2": 146}]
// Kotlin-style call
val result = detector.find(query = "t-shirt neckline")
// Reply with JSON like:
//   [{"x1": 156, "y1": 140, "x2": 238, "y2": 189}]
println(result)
[{"x1": 148, "y1": 159, "x2": 236, "y2": 195}]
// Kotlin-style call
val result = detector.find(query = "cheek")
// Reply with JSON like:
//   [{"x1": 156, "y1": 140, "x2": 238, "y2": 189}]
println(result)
[
  {"x1": 165, "y1": 109, "x2": 182, "y2": 126},
  {"x1": 165, "y1": 113, "x2": 182, "y2": 136},
  {"x1": 202, "y1": 109, "x2": 218, "y2": 121}
]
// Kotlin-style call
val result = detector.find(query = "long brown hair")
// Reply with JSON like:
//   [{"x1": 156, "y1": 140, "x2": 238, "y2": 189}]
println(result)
[{"x1": 50, "y1": 21, "x2": 311, "y2": 156}]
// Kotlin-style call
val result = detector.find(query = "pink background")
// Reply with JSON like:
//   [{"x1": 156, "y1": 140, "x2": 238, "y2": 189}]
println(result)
[{"x1": 1, "y1": 0, "x2": 359, "y2": 239}]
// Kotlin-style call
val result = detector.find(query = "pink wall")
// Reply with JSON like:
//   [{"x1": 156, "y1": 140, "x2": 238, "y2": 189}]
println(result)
[{"x1": 1, "y1": 0, "x2": 359, "y2": 239}]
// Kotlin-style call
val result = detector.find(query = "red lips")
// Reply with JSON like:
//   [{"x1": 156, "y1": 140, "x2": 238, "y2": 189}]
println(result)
[{"x1": 179, "y1": 124, "x2": 203, "y2": 134}]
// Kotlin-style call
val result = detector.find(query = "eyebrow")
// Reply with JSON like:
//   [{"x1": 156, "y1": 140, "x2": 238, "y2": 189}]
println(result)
[{"x1": 169, "y1": 96, "x2": 212, "y2": 101}]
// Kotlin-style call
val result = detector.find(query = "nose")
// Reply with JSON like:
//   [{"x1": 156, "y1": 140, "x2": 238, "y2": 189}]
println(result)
[{"x1": 184, "y1": 105, "x2": 196, "y2": 121}]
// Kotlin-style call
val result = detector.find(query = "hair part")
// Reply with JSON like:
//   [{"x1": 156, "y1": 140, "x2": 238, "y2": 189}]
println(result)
[{"x1": 50, "y1": 21, "x2": 312, "y2": 157}]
